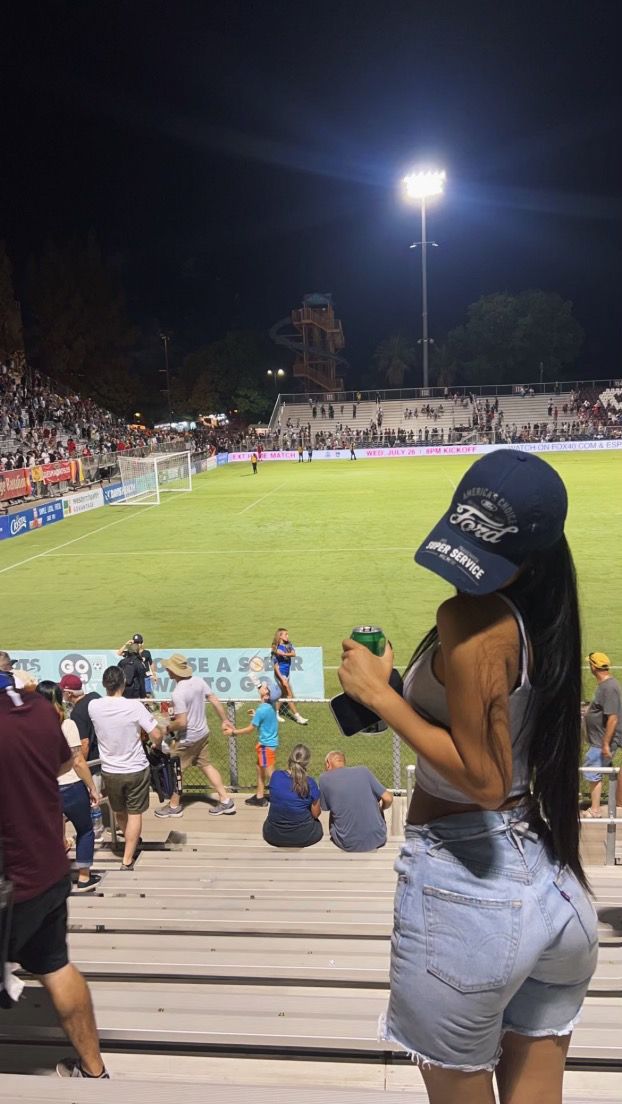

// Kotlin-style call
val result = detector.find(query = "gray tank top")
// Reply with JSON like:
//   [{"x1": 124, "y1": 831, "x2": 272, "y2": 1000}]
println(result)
[{"x1": 403, "y1": 593, "x2": 534, "y2": 804}]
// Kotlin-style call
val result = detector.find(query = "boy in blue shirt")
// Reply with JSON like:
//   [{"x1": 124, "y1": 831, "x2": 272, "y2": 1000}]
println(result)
[{"x1": 226, "y1": 683, "x2": 279, "y2": 807}]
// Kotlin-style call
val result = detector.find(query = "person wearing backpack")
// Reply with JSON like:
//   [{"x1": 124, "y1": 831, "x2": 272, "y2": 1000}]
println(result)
[{"x1": 117, "y1": 644, "x2": 145, "y2": 701}]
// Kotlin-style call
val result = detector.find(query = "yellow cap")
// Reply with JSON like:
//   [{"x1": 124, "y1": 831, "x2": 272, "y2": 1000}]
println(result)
[{"x1": 587, "y1": 652, "x2": 611, "y2": 670}]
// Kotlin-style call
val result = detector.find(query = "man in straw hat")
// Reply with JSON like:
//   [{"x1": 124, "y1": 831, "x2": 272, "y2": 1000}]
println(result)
[
  {"x1": 155, "y1": 653, "x2": 235, "y2": 818},
  {"x1": 584, "y1": 651, "x2": 622, "y2": 817}
]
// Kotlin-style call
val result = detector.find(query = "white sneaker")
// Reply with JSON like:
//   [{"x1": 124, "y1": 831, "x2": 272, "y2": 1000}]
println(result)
[
  {"x1": 277, "y1": 714, "x2": 286, "y2": 723},
  {"x1": 294, "y1": 713, "x2": 308, "y2": 725},
  {"x1": 154, "y1": 804, "x2": 184, "y2": 818}
]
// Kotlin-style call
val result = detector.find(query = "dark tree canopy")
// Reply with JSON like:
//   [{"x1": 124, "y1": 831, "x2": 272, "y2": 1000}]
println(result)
[
  {"x1": 26, "y1": 233, "x2": 138, "y2": 413},
  {"x1": 0, "y1": 241, "x2": 24, "y2": 363},
  {"x1": 373, "y1": 332, "x2": 417, "y2": 389},
  {"x1": 444, "y1": 290, "x2": 584, "y2": 386},
  {"x1": 185, "y1": 331, "x2": 278, "y2": 421}
]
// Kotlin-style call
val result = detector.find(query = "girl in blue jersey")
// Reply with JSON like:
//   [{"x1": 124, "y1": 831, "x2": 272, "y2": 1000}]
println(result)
[{"x1": 271, "y1": 628, "x2": 308, "y2": 726}]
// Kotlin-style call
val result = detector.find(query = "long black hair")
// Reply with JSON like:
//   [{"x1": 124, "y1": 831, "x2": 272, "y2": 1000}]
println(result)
[
  {"x1": 36, "y1": 679, "x2": 64, "y2": 711},
  {"x1": 407, "y1": 535, "x2": 586, "y2": 887}
]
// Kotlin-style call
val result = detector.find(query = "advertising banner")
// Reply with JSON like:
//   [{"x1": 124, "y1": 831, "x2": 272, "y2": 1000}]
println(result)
[
  {"x1": 31, "y1": 459, "x2": 84, "y2": 486},
  {"x1": 5, "y1": 647, "x2": 326, "y2": 700},
  {"x1": 227, "y1": 440, "x2": 622, "y2": 462},
  {"x1": 0, "y1": 499, "x2": 64, "y2": 541},
  {"x1": 62, "y1": 486, "x2": 105, "y2": 515},
  {"x1": 228, "y1": 450, "x2": 298, "y2": 462},
  {"x1": 0, "y1": 467, "x2": 31, "y2": 502},
  {"x1": 217, "y1": 452, "x2": 229, "y2": 466},
  {"x1": 103, "y1": 482, "x2": 126, "y2": 504}
]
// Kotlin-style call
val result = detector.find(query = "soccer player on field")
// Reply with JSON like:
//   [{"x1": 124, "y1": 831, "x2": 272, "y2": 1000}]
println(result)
[
  {"x1": 271, "y1": 628, "x2": 307, "y2": 725},
  {"x1": 251, "y1": 452, "x2": 258, "y2": 474},
  {"x1": 226, "y1": 683, "x2": 278, "y2": 807}
]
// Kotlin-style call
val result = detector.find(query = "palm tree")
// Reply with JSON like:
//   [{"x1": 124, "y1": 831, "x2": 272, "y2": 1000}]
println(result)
[{"x1": 373, "y1": 333, "x2": 416, "y2": 389}]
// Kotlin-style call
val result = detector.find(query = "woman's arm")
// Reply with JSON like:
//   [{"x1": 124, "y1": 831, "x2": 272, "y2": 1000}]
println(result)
[
  {"x1": 71, "y1": 750, "x2": 99, "y2": 804},
  {"x1": 310, "y1": 799, "x2": 321, "y2": 819},
  {"x1": 338, "y1": 595, "x2": 517, "y2": 809}
]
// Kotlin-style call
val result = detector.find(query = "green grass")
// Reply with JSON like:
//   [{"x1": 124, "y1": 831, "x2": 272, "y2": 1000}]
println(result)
[{"x1": 2, "y1": 452, "x2": 620, "y2": 788}]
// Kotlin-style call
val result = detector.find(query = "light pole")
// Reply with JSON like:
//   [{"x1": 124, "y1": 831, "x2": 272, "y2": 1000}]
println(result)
[
  {"x1": 402, "y1": 169, "x2": 446, "y2": 390},
  {"x1": 159, "y1": 332, "x2": 173, "y2": 423}
]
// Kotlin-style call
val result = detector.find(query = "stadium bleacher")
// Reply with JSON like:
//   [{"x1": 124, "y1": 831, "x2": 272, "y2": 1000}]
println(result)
[
  {"x1": 275, "y1": 385, "x2": 622, "y2": 446},
  {"x1": 2, "y1": 802, "x2": 621, "y2": 1100}
]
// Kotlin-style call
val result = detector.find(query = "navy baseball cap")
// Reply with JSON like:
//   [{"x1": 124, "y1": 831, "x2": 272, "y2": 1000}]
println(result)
[{"x1": 414, "y1": 449, "x2": 568, "y2": 595}]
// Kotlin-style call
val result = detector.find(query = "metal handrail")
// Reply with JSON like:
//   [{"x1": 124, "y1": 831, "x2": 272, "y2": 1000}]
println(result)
[{"x1": 405, "y1": 764, "x2": 620, "y2": 865}]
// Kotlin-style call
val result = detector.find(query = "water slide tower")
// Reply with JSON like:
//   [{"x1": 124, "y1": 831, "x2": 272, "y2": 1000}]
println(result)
[{"x1": 270, "y1": 293, "x2": 347, "y2": 392}]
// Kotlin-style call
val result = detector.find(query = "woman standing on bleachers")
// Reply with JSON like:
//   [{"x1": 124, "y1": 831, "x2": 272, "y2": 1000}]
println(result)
[{"x1": 338, "y1": 449, "x2": 597, "y2": 1104}]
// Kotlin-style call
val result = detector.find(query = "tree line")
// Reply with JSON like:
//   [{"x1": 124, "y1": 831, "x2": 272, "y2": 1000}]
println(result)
[
  {"x1": 372, "y1": 289, "x2": 584, "y2": 391},
  {"x1": 0, "y1": 235, "x2": 585, "y2": 421}
]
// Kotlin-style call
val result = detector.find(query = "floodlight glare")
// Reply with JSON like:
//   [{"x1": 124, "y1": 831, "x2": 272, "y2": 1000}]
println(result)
[{"x1": 402, "y1": 170, "x2": 446, "y2": 201}]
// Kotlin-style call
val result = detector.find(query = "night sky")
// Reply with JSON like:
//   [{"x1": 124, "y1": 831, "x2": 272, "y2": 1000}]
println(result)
[{"x1": 3, "y1": 0, "x2": 621, "y2": 378}]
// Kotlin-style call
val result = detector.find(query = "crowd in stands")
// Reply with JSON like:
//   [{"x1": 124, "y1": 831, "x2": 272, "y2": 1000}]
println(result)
[
  {"x1": 0, "y1": 360, "x2": 209, "y2": 467},
  {"x1": 3, "y1": 355, "x2": 622, "y2": 507},
  {"x1": 0, "y1": 359, "x2": 216, "y2": 504}
]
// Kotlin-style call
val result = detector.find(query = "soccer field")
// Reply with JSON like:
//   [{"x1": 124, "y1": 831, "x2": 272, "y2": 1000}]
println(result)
[
  {"x1": 2, "y1": 450, "x2": 621, "y2": 692},
  {"x1": 2, "y1": 451, "x2": 620, "y2": 789}
]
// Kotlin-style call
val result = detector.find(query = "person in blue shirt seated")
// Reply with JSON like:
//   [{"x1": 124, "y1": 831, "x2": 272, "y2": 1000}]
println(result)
[
  {"x1": 263, "y1": 744, "x2": 323, "y2": 848},
  {"x1": 271, "y1": 628, "x2": 308, "y2": 726}
]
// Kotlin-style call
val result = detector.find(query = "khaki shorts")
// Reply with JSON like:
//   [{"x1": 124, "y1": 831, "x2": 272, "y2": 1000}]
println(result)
[
  {"x1": 102, "y1": 767, "x2": 151, "y2": 814},
  {"x1": 172, "y1": 736, "x2": 210, "y2": 771}
]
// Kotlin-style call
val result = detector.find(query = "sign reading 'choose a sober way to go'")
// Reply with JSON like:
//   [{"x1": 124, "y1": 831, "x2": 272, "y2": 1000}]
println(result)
[{"x1": 7, "y1": 648, "x2": 326, "y2": 700}]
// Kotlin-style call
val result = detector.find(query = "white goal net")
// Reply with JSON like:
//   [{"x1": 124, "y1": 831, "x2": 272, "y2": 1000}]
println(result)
[{"x1": 112, "y1": 451, "x2": 193, "y2": 506}]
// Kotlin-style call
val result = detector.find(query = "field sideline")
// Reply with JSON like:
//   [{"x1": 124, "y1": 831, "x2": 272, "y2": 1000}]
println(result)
[{"x1": 2, "y1": 451, "x2": 621, "y2": 701}]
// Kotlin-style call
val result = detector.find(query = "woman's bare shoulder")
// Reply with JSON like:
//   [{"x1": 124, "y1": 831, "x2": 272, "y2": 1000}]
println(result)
[{"x1": 437, "y1": 593, "x2": 518, "y2": 641}]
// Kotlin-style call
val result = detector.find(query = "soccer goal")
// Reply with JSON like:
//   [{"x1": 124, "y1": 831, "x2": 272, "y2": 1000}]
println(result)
[{"x1": 112, "y1": 451, "x2": 193, "y2": 506}]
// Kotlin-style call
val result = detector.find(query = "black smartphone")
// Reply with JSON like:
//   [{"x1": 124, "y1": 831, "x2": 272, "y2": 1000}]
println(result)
[{"x1": 329, "y1": 668, "x2": 404, "y2": 737}]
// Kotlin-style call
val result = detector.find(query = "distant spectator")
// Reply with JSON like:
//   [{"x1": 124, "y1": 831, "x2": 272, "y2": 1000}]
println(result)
[
  {"x1": 263, "y1": 744, "x2": 322, "y2": 848},
  {"x1": 60, "y1": 673, "x2": 103, "y2": 840},
  {"x1": 88, "y1": 666, "x2": 163, "y2": 869},
  {"x1": 116, "y1": 633, "x2": 157, "y2": 698},
  {"x1": 319, "y1": 751, "x2": 392, "y2": 851},
  {"x1": 156, "y1": 653, "x2": 235, "y2": 818},
  {"x1": 0, "y1": 672, "x2": 108, "y2": 1078},
  {"x1": 117, "y1": 642, "x2": 146, "y2": 700},
  {"x1": 583, "y1": 652, "x2": 622, "y2": 817},
  {"x1": 226, "y1": 682, "x2": 280, "y2": 808},
  {"x1": 36, "y1": 681, "x2": 101, "y2": 893}
]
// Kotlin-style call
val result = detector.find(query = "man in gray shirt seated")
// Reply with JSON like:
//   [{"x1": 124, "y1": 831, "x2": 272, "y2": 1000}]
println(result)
[{"x1": 319, "y1": 751, "x2": 393, "y2": 852}]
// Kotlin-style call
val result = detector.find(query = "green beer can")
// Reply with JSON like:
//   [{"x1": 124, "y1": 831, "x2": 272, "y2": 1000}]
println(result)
[{"x1": 351, "y1": 626, "x2": 386, "y2": 656}]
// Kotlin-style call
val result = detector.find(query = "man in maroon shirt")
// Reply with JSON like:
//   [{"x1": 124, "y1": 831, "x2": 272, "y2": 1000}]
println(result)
[{"x1": 0, "y1": 673, "x2": 108, "y2": 1079}]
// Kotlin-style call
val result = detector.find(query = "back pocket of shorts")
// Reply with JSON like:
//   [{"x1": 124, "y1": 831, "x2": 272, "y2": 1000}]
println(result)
[{"x1": 423, "y1": 885, "x2": 522, "y2": 993}]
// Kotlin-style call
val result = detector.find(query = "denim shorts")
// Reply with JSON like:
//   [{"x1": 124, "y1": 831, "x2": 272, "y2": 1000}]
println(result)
[
  {"x1": 583, "y1": 744, "x2": 607, "y2": 783},
  {"x1": 380, "y1": 806, "x2": 598, "y2": 1072}
]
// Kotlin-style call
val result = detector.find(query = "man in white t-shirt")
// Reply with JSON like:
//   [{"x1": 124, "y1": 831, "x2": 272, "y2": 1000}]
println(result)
[
  {"x1": 88, "y1": 666, "x2": 164, "y2": 869},
  {"x1": 154, "y1": 653, "x2": 235, "y2": 819}
]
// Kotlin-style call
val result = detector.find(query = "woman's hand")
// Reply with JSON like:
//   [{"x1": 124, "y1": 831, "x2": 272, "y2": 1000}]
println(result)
[
  {"x1": 88, "y1": 787, "x2": 100, "y2": 808},
  {"x1": 338, "y1": 639, "x2": 394, "y2": 708}
]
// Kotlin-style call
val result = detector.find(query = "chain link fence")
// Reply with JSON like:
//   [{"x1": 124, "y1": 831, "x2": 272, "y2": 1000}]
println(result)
[{"x1": 150, "y1": 699, "x2": 404, "y2": 794}]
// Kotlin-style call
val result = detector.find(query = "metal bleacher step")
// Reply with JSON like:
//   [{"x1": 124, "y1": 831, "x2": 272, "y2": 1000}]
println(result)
[
  {"x1": 3, "y1": 1073, "x2": 622, "y2": 1103},
  {"x1": 0, "y1": 1054, "x2": 621, "y2": 1101},
  {"x1": 68, "y1": 896, "x2": 395, "y2": 936},
  {"x1": 64, "y1": 930, "x2": 622, "y2": 993},
  {"x1": 3, "y1": 981, "x2": 622, "y2": 1063},
  {"x1": 0, "y1": 1076, "x2": 429, "y2": 1104}
]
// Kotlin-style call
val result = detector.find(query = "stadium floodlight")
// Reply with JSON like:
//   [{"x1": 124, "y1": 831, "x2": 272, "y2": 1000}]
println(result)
[
  {"x1": 402, "y1": 169, "x2": 446, "y2": 201},
  {"x1": 402, "y1": 168, "x2": 446, "y2": 390}
]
